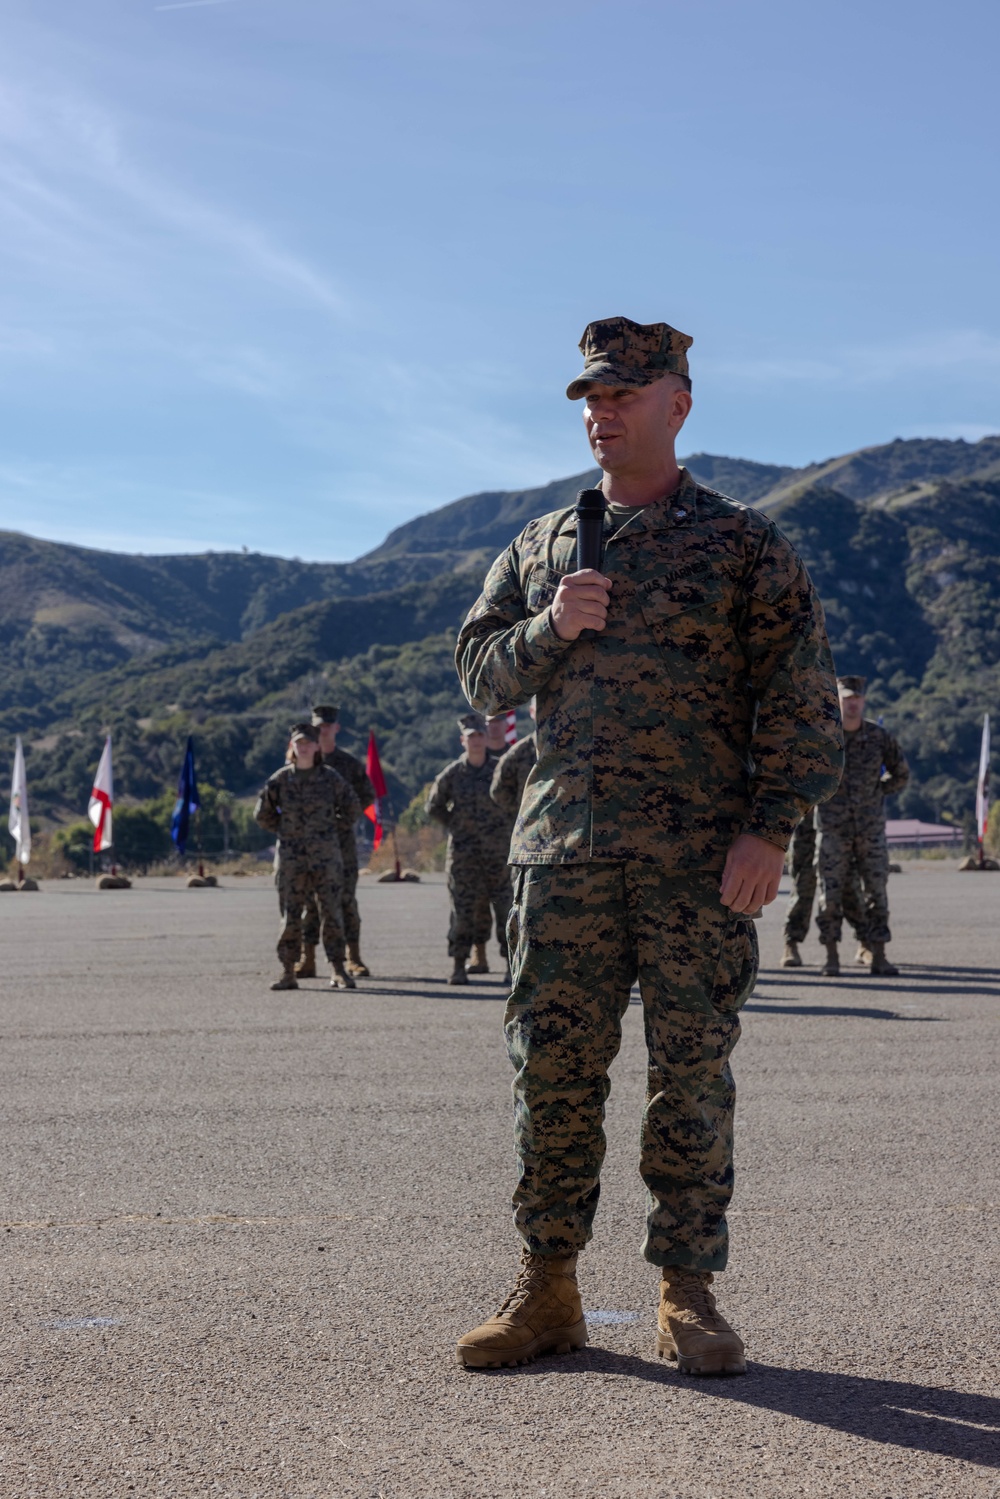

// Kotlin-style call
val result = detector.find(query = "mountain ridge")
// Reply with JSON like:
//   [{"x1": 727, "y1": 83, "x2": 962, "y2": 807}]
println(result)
[{"x1": 3, "y1": 430, "x2": 999, "y2": 839}]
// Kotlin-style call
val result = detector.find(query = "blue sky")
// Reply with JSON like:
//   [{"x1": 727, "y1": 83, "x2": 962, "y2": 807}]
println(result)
[{"x1": 0, "y1": 0, "x2": 998, "y2": 559}]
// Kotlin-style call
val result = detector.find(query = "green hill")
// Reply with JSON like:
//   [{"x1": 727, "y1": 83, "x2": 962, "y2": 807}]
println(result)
[{"x1": 3, "y1": 435, "x2": 1000, "y2": 843}]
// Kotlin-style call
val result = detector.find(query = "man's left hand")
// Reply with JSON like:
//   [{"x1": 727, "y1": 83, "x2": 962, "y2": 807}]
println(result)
[{"x1": 719, "y1": 833, "x2": 785, "y2": 915}]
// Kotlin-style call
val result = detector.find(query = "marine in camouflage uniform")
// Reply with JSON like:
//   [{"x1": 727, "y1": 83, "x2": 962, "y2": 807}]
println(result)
[
  {"x1": 254, "y1": 722, "x2": 362, "y2": 991},
  {"x1": 298, "y1": 705, "x2": 375, "y2": 978},
  {"x1": 816, "y1": 675, "x2": 909, "y2": 976},
  {"x1": 490, "y1": 732, "x2": 537, "y2": 824},
  {"x1": 454, "y1": 317, "x2": 843, "y2": 1375},
  {"x1": 426, "y1": 712, "x2": 515, "y2": 983},
  {"x1": 782, "y1": 806, "x2": 868, "y2": 967}
]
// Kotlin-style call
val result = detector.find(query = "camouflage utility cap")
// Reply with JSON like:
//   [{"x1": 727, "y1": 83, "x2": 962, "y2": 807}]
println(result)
[
  {"x1": 458, "y1": 711, "x2": 487, "y2": 734},
  {"x1": 311, "y1": 705, "x2": 339, "y2": 725},
  {"x1": 837, "y1": 675, "x2": 867, "y2": 696},
  {"x1": 566, "y1": 316, "x2": 693, "y2": 400},
  {"x1": 290, "y1": 721, "x2": 319, "y2": 742}
]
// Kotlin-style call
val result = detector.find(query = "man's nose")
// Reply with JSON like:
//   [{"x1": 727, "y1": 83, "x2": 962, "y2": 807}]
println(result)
[{"x1": 587, "y1": 398, "x2": 613, "y2": 421}]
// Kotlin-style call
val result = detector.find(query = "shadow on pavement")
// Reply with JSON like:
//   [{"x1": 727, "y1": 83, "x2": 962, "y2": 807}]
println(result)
[
  {"x1": 360, "y1": 982, "x2": 508, "y2": 1002},
  {"x1": 487, "y1": 1351, "x2": 1000, "y2": 1465},
  {"x1": 744, "y1": 1002, "x2": 940, "y2": 1021},
  {"x1": 757, "y1": 968, "x2": 1000, "y2": 999}
]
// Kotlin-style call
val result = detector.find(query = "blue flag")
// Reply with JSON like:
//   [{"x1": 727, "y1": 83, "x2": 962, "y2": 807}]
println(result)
[{"x1": 170, "y1": 737, "x2": 200, "y2": 854}]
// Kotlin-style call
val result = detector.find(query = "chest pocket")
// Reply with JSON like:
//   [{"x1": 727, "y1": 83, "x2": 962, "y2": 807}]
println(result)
[
  {"x1": 639, "y1": 570, "x2": 738, "y2": 689},
  {"x1": 525, "y1": 563, "x2": 565, "y2": 615}
]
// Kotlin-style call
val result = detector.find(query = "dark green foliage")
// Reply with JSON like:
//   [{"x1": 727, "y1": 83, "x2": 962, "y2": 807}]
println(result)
[
  {"x1": 4, "y1": 437, "x2": 1000, "y2": 834},
  {"x1": 111, "y1": 807, "x2": 172, "y2": 871},
  {"x1": 52, "y1": 821, "x2": 97, "y2": 872},
  {"x1": 771, "y1": 487, "x2": 935, "y2": 696}
]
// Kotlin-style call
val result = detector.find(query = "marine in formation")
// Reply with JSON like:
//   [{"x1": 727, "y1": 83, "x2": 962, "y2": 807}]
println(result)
[
  {"x1": 815, "y1": 675, "x2": 910, "y2": 976},
  {"x1": 254, "y1": 722, "x2": 361, "y2": 992},
  {"x1": 454, "y1": 315, "x2": 843, "y2": 1375},
  {"x1": 782, "y1": 806, "x2": 869, "y2": 968},
  {"x1": 296, "y1": 705, "x2": 375, "y2": 980},
  {"x1": 426, "y1": 712, "x2": 514, "y2": 984},
  {"x1": 489, "y1": 699, "x2": 537, "y2": 828}
]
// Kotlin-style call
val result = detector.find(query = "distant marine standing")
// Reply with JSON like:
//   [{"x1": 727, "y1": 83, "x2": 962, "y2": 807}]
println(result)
[
  {"x1": 815, "y1": 676, "x2": 910, "y2": 977},
  {"x1": 426, "y1": 712, "x2": 514, "y2": 985},
  {"x1": 296, "y1": 705, "x2": 375, "y2": 980},
  {"x1": 782, "y1": 806, "x2": 868, "y2": 969},
  {"x1": 254, "y1": 722, "x2": 362, "y2": 992},
  {"x1": 489, "y1": 727, "x2": 537, "y2": 826}
]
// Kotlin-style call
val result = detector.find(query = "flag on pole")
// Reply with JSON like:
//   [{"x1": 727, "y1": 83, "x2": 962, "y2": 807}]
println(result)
[
  {"x1": 8, "y1": 736, "x2": 31, "y2": 866},
  {"x1": 364, "y1": 732, "x2": 388, "y2": 850},
  {"x1": 504, "y1": 709, "x2": 517, "y2": 746},
  {"x1": 88, "y1": 736, "x2": 114, "y2": 852},
  {"x1": 976, "y1": 712, "x2": 990, "y2": 845},
  {"x1": 170, "y1": 737, "x2": 200, "y2": 855}
]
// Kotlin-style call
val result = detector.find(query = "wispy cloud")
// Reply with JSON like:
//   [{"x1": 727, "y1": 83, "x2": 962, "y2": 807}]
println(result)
[{"x1": 0, "y1": 78, "x2": 348, "y2": 317}]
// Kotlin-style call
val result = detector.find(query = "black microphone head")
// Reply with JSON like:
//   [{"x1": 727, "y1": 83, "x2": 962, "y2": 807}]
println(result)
[{"x1": 574, "y1": 487, "x2": 606, "y2": 517}]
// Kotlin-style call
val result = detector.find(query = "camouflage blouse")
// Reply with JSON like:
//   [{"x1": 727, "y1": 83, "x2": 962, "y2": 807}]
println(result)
[
  {"x1": 254, "y1": 763, "x2": 361, "y2": 865},
  {"x1": 816, "y1": 720, "x2": 909, "y2": 831},
  {"x1": 456, "y1": 469, "x2": 843, "y2": 871}
]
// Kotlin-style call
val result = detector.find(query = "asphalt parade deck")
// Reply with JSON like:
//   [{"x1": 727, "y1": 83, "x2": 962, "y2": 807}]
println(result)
[{"x1": 1, "y1": 863, "x2": 998, "y2": 1498}]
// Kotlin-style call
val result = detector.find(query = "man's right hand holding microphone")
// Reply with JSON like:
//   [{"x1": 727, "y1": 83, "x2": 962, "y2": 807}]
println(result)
[{"x1": 550, "y1": 571, "x2": 613, "y2": 641}]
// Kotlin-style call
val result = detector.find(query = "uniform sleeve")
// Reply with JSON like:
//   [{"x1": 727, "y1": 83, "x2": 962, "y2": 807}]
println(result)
[
  {"x1": 456, "y1": 544, "x2": 574, "y2": 713},
  {"x1": 356, "y1": 765, "x2": 376, "y2": 807},
  {"x1": 489, "y1": 750, "x2": 519, "y2": 821},
  {"x1": 253, "y1": 777, "x2": 282, "y2": 834},
  {"x1": 425, "y1": 768, "x2": 454, "y2": 828},
  {"x1": 337, "y1": 778, "x2": 363, "y2": 827},
  {"x1": 344, "y1": 756, "x2": 374, "y2": 808},
  {"x1": 879, "y1": 732, "x2": 910, "y2": 797},
  {"x1": 740, "y1": 525, "x2": 844, "y2": 850}
]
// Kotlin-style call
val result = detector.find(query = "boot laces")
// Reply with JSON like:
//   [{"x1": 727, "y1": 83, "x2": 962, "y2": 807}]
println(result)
[
  {"x1": 497, "y1": 1259, "x2": 548, "y2": 1317},
  {"x1": 664, "y1": 1271, "x2": 724, "y2": 1326}
]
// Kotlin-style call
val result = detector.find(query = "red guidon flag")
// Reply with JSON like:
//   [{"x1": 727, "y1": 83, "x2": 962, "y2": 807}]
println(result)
[
  {"x1": 88, "y1": 735, "x2": 114, "y2": 852},
  {"x1": 504, "y1": 709, "x2": 517, "y2": 746},
  {"x1": 365, "y1": 732, "x2": 388, "y2": 850}
]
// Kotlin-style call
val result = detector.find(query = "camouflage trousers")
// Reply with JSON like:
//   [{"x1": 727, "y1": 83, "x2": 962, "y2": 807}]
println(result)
[
  {"x1": 504, "y1": 863, "x2": 758, "y2": 1272},
  {"x1": 784, "y1": 810, "x2": 867, "y2": 944},
  {"x1": 447, "y1": 856, "x2": 513, "y2": 962},
  {"x1": 303, "y1": 854, "x2": 361, "y2": 947},
  {"x1": 816, "y1": 822, "x2": 892, "y2": 945},
  {"x1": 276, "y1": 859, "x2": 345, "y2": 970}
]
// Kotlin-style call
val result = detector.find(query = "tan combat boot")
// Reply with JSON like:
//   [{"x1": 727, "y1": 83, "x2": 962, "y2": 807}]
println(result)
[
  {"x1": 345, "y1": 942, "x2": 370, "y2": 978},
  {"x1": 295, "y1": 944, "x2": 317, "y2": 979},
  {"x1": 854, "y1": 944, "x2": 872, "y2": 966},
  {"x1": 657, "y1": 1268, "x2": 746, "y2": 1376},
  {"x1": 448, "y1": 961, "x2": 468, "y2": 986},
  {"x1": 456, "y1": 1250, "x2": 587, "y2": 1369},
  {"x1": 781, "y1": 940, "x2": 802, "y2": 968},
  {"x1": 329, "y1": 962, "x2": 357, "y2": 991},
  {"x1": 868, "y1": 942, "x2": 899, "y2": 976},
  {"x1": 466, "y1": 942, "x2": 490, "y2": 974},
  {"x1": 270, "y1": 970, "x2": 298, "y2": 991},
  {"x1": 822, "y1": 942, "x2": 840, "y2": 976}
]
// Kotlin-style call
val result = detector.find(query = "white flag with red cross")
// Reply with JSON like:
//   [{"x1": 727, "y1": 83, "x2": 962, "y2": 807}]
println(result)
[{"x1": 88, "y1": 736, "x2": 114, "y2": 852}]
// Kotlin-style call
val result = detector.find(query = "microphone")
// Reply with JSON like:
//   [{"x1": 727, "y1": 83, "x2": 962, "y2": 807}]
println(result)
[{"x1": 575, "y1": 487, "x2": 606, "y2": 573}]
